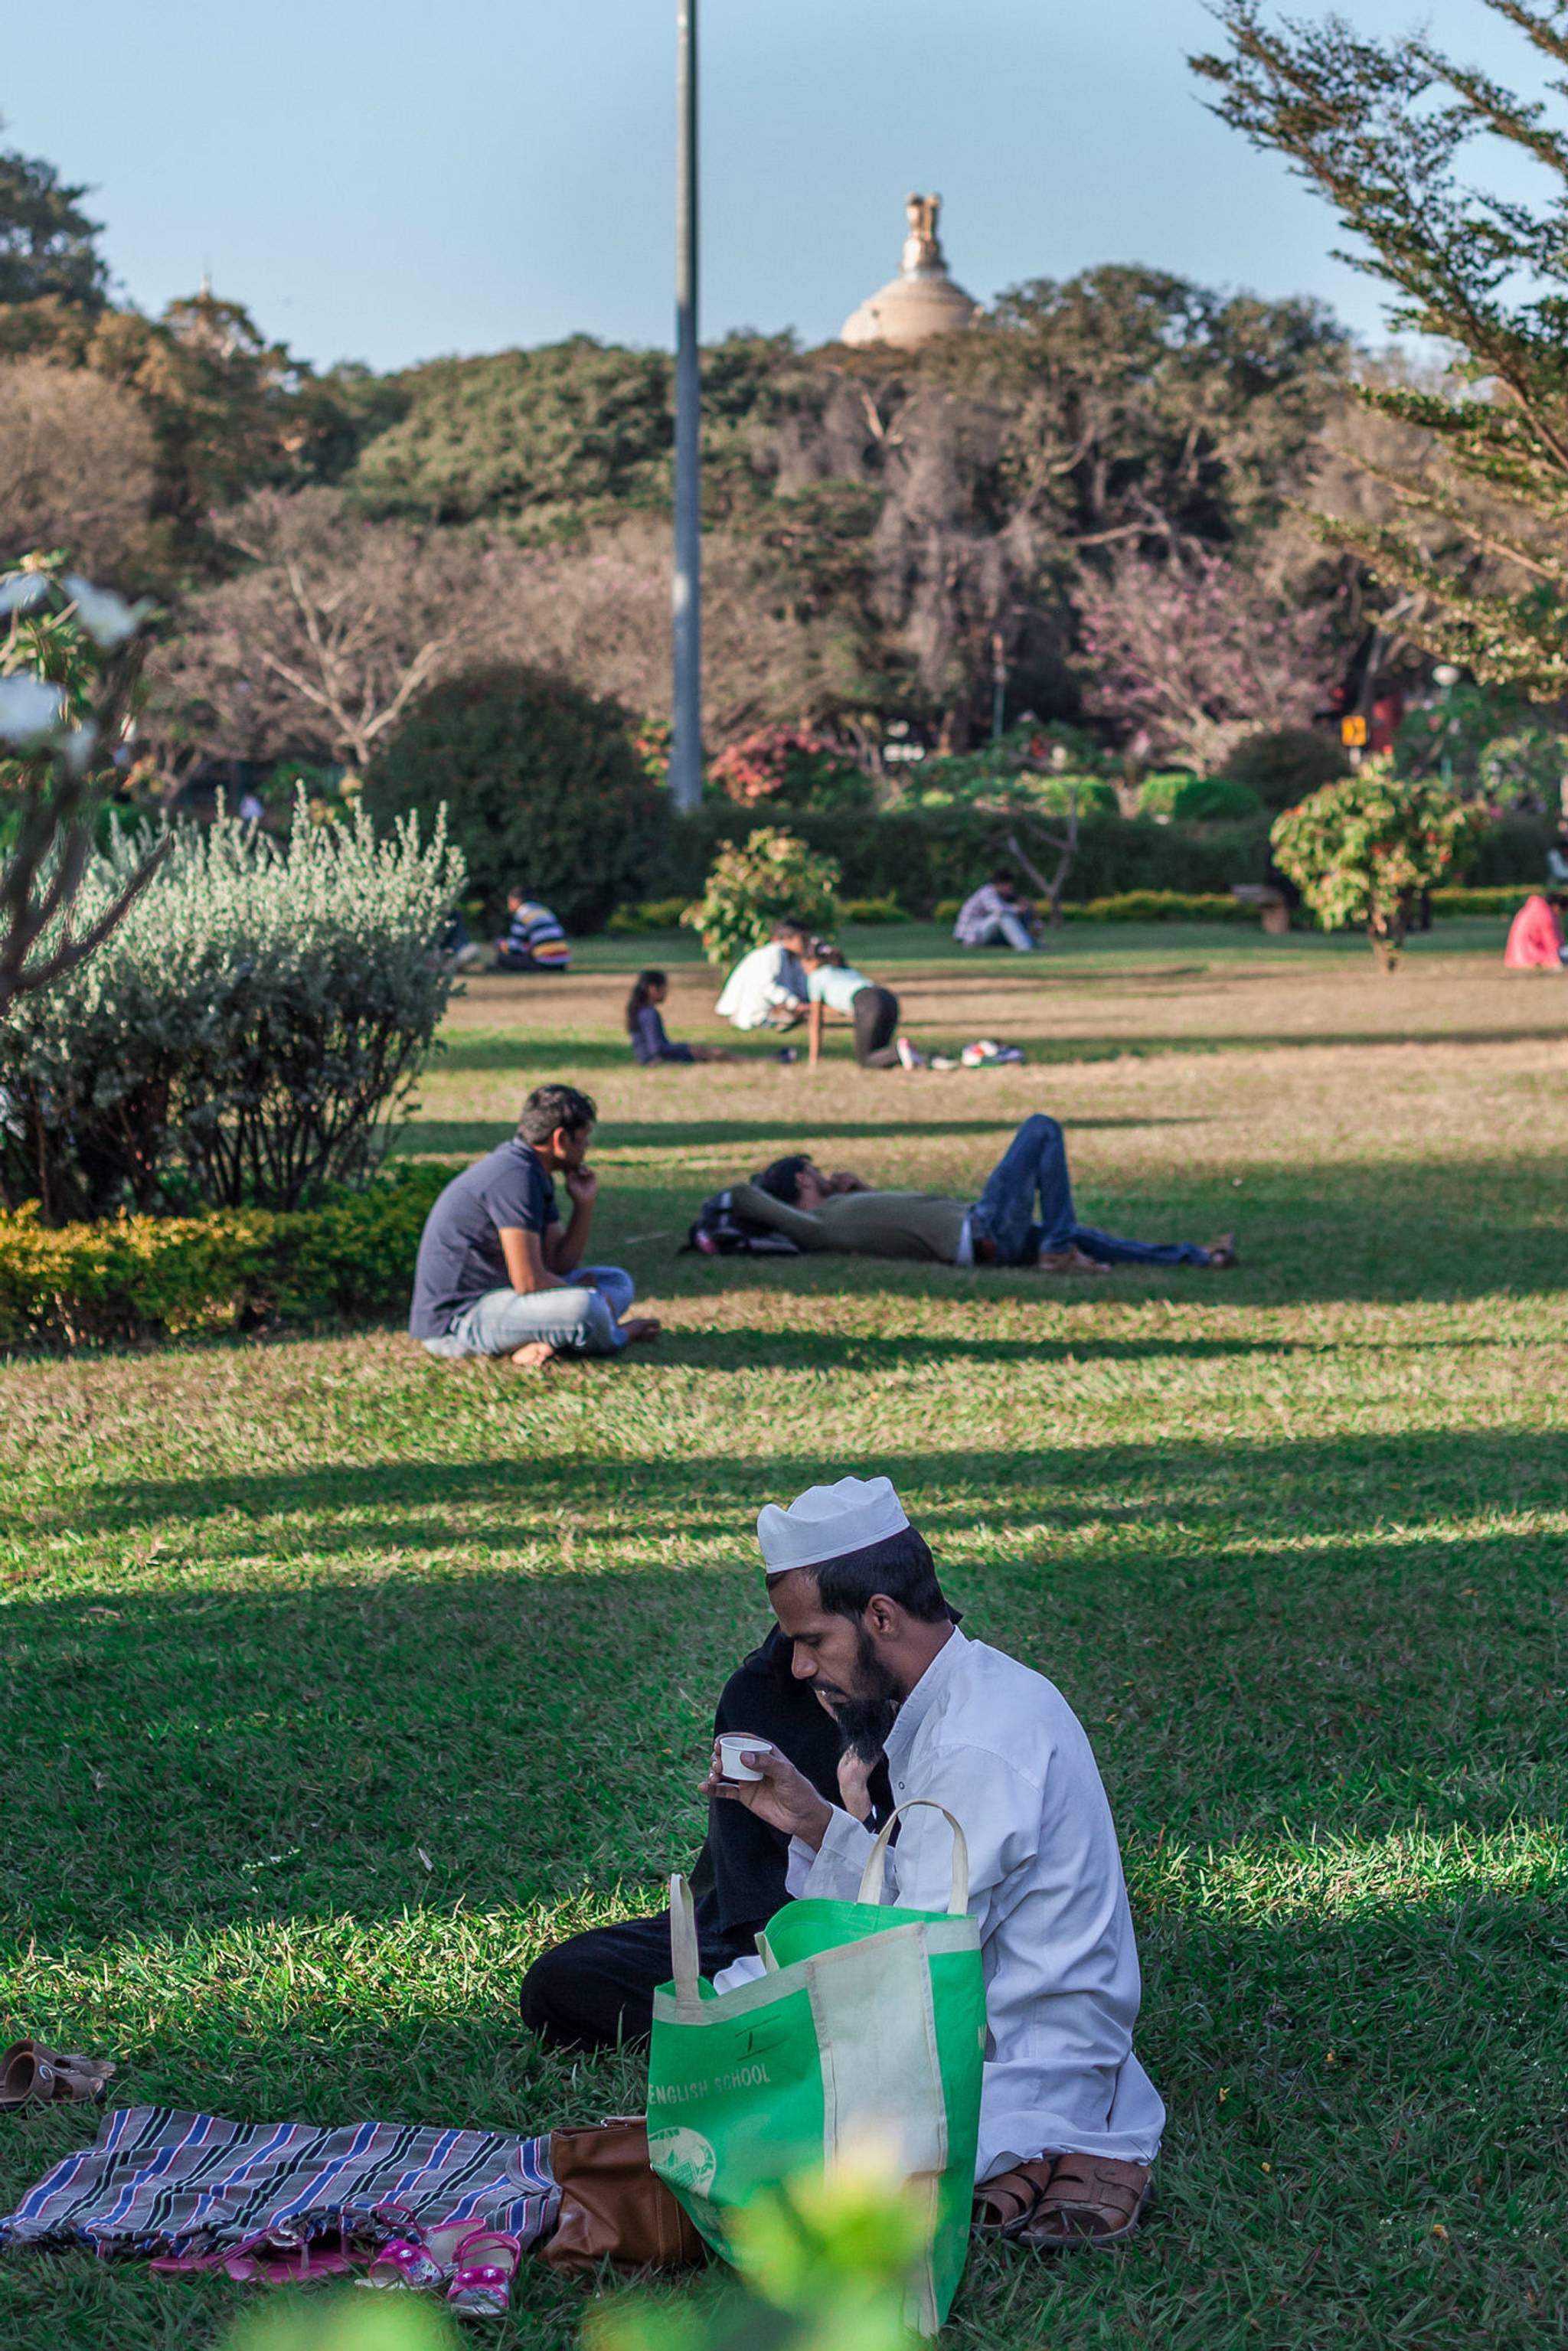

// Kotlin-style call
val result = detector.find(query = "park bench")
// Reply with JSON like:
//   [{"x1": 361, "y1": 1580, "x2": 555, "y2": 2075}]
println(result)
[{"x1": 1231, "y1": 883, "x2": 1291, "y2": 936}]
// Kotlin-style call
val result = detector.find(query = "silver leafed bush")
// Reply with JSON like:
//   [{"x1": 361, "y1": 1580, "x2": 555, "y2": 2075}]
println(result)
[{"x1": 0, "y1": 798, "x2": 464, "y2": 1221}]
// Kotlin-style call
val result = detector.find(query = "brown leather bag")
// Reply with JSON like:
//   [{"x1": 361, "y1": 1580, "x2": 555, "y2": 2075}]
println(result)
[{"x1": 537, "y1": 2116, "x2": 706, "y2": 2277}]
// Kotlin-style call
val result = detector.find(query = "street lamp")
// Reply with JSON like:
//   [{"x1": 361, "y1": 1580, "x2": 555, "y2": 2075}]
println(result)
[{"x1": 669, "y1": 0, "x2": 703, "y2": 813}]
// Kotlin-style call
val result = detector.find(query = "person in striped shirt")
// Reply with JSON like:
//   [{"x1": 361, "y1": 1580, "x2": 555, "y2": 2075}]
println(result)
[{"x1": 495, "y1": 888, "x2": 572, "y2": 972}]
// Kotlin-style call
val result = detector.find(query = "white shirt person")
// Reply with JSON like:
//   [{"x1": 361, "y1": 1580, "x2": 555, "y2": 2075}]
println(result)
[
  {"x1": 714, "y1": 930, "x2": 808, "y2": 1031},
  {"x1": 782, "y1": 1627, "x2": 1164, "y2": 2185},
  {"x1": 705, "y1": 1473, "x2": 1162, "y2": 2246}
]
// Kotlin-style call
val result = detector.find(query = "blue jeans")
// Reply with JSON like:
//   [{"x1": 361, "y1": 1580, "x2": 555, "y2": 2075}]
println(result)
[
  {"x1": 968, "y1": 1115, "x2": 1211, "y2": 1269},
  {"x1": 422, "y1": 1265, "x2": 636, "y2": 1358}
]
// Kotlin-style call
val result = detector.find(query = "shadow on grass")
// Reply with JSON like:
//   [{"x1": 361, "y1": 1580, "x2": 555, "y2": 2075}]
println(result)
[
  {"x1": 38, "y1": 1426, "x2": 1568, "y2": 1551},
  {"x1": 397, "y1": 1114, "x2": 1204, "y2": 1158}
]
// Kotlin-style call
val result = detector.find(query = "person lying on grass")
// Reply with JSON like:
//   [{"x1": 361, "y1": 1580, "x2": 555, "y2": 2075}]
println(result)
[
  {"x1": 519, "y1": 1474, "x2": 1162, "y2": 2249},
  {"x1": 726, "y1": 1112, "x2": 1236, "y2": 1272},
  {"x1": 409, "y1": 1082, "x2": 660, "y2": 1368}
]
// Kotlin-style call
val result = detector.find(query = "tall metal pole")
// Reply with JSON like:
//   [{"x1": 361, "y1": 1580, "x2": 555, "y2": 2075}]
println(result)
[{"x1": 669, "y1": 0, "x2": 703, "y2": 812}]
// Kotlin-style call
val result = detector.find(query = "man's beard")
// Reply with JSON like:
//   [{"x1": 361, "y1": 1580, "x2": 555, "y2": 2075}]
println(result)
[{"x1": 824, "y1": 1628, "x2": 902, "y2": 1762}]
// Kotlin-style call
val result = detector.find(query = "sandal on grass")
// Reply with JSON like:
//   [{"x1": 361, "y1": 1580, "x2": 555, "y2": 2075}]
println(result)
[
  {"x1": 0, "y1": 2041, "x2": 116, "y2": 2111},
  {"x1": 446, "y1": 2228, "x2": 523, "y2": 2317},
  {"x1": 972, "y1": 2157, "x2": 1056, "y2": 2235},
  {"x1": 1014, "y1": 2154, "x2": 1151, "y2": 2248},
  {"x1": 358, "y1": 2213, "x2": 476, "y2": 2291}
]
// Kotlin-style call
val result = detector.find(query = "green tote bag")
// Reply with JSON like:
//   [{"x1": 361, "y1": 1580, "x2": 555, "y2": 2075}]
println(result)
[{"x1": 647, "y1": 1801, "x2": 986, "y2": 2335}]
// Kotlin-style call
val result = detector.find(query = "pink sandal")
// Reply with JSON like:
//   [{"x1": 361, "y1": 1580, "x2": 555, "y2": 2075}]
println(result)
[
  {"x1": 446, "y1": 2228, "x2": 523, "y2": 2317},
  {"x1": 358, "y1": 2235, "x2": 446, "y2": 2290},
  {"x1": 357, "y1": 2205, "x2": 472, "y2": 2291}
]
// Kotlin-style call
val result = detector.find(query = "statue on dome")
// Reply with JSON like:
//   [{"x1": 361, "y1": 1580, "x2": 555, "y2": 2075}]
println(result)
[{"x1": 903, "y1": 192, "x2": 942, "y2": 272}]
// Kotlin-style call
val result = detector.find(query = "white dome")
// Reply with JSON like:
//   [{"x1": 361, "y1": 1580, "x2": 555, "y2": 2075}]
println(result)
[{"x1": 840, "y1": 194, "x2": 982, "y2": 350}]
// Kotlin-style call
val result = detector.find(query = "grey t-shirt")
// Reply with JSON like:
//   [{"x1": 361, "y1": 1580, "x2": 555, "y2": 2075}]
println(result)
[{"x1": 409, "y1": 1140, "x2": 558, "y2": 1337}]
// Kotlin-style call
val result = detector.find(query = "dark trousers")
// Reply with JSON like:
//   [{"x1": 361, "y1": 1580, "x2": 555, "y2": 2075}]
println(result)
[
  {"x1": 519, "y1": 1630, "x2": 847, "y2": 2052},
  {"x1": 495, "y1": 949, "x2": 566, "y2": 973},
  {"x1": 852, "y1": 984, "x2": 900, "y2": 1068}
]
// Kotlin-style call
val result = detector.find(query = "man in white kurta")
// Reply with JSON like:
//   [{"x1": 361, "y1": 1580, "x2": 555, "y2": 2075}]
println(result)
[{"x1": 707, "y1": 1473, "x2": 1163, "y2": 2247}]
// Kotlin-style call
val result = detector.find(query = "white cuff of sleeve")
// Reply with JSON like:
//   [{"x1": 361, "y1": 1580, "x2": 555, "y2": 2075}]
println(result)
[{"x1": 792, "y1": 1807, "x2": 877, "y2": 1900}]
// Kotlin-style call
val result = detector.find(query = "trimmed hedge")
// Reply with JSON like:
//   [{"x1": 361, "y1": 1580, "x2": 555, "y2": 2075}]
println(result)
[
  {"x1": 656, "y1": 805, "x2": 1276, "y2": 915},
  {"x1": 1066, "y1": 891, "x2": 1254, "y2": 923},
  {"x1": 608, "y1": 897, "x2": 690, "y2": 934},
  {"x1": 0, "y1": 1163, "x2": 456, "y2": 1349},
  {"x1": 1430, "y1": 885, "x2": 1533, "y2": 914}
]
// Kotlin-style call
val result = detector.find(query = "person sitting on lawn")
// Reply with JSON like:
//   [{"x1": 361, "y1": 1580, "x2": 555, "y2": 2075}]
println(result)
[
  {"x1": 954, "y1": 870, "x2": 1039, "y2": 952},
  {"x1": 520, "y1": 1474, "x2": 1164, "y2": 2248},
  {"x1": 495, "y1": 888, "x2": 572, "y2": 973},
  {"x1": 799, "y1": 939, "x2": 915, "y2": 1072},
  {"x1": 626, "y1": 970, "x2": 734, "y2": 1064},
  {"x1": 720, "y1": 1114, "x2": 1234, "y2": 1272},
  {"x1": 1503, "y1": 893, "x2": 1568, "y2": 969},
  {"x1": 713, "y1": 919, "x2": 810, "y2": 1033},
  {"x1": 409, "y1": 1082, "x2": 659, "y2": 1367}
]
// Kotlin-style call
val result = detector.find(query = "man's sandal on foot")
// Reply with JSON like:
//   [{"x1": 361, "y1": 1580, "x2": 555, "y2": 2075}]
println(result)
[
  {"x1": 1014, "y1": 2154, "x2": 1151, "y2": 2248},
  {"x1": 972, "y1": 2158, "x2": 1056, "y2": 2235}
]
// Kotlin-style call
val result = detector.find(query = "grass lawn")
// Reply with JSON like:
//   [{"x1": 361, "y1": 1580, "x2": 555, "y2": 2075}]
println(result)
[{"x1": 3, "y1": 923, "x2": 1566, "y2": 2349}]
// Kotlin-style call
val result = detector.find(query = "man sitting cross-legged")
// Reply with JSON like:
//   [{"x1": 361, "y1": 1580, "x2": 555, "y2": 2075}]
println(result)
[
  {"x1": 728, "y1": 1112, "x2": 1234, "y2": 1272},
  {"x1": 518, "y1": 1474, "x2": 1164, "y2": 2249},
  {"x1": 409, "y1": 1082, "x2": 659, "y2": 1367}
]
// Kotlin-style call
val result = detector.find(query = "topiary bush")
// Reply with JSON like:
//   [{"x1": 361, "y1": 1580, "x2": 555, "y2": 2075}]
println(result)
[
  {"x1": 0, "y1": 802, "x2": 462, "y2": 1222},
  {"x1": 361, "y1": 663, "x2": 660, "y2": 930},
  {"x1": 683, "y1": 827, "x2": 841, "y2": 968},
  {"x1": 1220, "y1": 727, "x2": 1349, "y2": 812},
  {"x1": 1269, "y1": 756, "x2": 1474, "y2": 968}
]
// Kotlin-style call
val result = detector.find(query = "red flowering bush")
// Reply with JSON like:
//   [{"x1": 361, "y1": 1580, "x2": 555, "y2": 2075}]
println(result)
[
  {"x1": 1269, "y1": 755, "x2": 1475, "y2": 968},
  {"x1": 708, "y1": 728, "x2": 871, "y2": 811}
]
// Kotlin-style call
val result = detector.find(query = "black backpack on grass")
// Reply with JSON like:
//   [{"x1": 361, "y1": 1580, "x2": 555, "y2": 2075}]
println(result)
[{"x1": 684, "y1": 1187, "x2": 802, "y2": 1257}]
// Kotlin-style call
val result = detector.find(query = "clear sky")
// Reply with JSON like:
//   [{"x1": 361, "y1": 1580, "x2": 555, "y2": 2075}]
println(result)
[{"x1": 2, "y1": 0, "x2": 1540, "y2": 374}]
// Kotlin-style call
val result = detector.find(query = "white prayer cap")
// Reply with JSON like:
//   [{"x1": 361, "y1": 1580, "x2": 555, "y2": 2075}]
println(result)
[{"x1": 756, "y1": 1474, "x2": 910, "y2": 1578}]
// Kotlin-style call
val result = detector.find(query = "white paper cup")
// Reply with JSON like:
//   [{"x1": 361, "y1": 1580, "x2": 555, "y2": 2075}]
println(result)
[{"x1": 717, "y1": 1733, "x2": 775, "y2": 1783}]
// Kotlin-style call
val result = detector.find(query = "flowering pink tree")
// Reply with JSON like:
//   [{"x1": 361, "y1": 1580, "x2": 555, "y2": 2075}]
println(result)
[{"x1": 1075, "y1": 550, "x2": 1339, "y2": 773}]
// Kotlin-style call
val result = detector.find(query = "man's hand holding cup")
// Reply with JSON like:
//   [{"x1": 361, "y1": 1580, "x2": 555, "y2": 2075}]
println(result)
[{"x1": 701, "y1": 1735, "x2": 834, "y2": 1852}]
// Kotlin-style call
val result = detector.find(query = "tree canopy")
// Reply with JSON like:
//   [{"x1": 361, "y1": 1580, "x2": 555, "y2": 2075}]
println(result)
[
  {"x1": 341, "y1": 270, "x2": 1349, "y2": 743},
  {"x1": 0, "y1": 133, "x2": 108, "y2": 310},
  {"x1": 1196, "y1": 0, "x2": 1568, "y2": 699}
]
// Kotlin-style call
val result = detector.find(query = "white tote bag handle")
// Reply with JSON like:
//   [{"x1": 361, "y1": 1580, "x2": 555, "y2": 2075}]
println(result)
[
  {"x1": 854, "y1": 1800, "x2": 969, "y2": 1914},
  {"x1": 669, "y1": 1872, "x2": 703, "y2": 2016}
]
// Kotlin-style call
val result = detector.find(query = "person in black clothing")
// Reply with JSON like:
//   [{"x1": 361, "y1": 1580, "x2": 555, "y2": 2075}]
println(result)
[
  {"x1": 518, "y1": 1627, "x2": 863, "y2": 2049},
  {"x1": 625, "y1": 970, "x2": 733, "y2": 1067}
]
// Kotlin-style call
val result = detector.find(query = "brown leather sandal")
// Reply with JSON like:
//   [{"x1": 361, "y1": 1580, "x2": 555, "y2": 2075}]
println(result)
[
  {"x1": 972, "y1": 2157, "x2": 1055, "y2": 2235},
  {"x1": 1015, "y1": 2155, "x2": 1150, "y2": 2248},
  {"x1": 0, "y1": 2041, "x2": 116, "y2": 2111}
]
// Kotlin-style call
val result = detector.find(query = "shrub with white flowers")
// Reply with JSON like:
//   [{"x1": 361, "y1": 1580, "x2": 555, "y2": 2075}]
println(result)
[{"x1": 0, "y1": 798, "x2": 464, "y2": 1222}]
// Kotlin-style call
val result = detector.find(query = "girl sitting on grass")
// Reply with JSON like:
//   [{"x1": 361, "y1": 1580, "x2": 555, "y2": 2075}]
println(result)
[{"x1": 626, "y1": 970, "x2": 733, "y2": 1066}]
